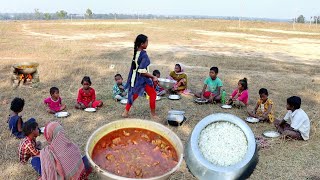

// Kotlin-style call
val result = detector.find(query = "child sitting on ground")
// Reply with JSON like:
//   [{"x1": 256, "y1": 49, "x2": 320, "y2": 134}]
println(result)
[
  {"x1": 18, "y1": 121, "x2": 41, "y2": 175},
  {"x1": 7, "y1": 97, "x2": 36, "y2": 139},
  {"x1": 44, "y1": 87, "x2": 66, "y2": 114},
  {"x1": 195, "y1": 67, "x2": 223, "y2": 103},
  {"x1": 169, "y1": 63, "x2": 188, "y2": 93},
  {"x1": 76, "y1": 76, "x2": 103, "y2": 109},
  {"x1": 274, "y1": 96, "x2": 310, "y2": 140},
  {"x1": 248, "y1": 88, "x2": 274, "y2": 122},
  {"x1": 152, "y1": 70, "x2": 166, "y2": 96},
  {"x1": 227, "y1": 77, "x2": 249, "y2": 107},
  {"x1": 113, "y1": 74, "x2": 128, "y2": 101}
]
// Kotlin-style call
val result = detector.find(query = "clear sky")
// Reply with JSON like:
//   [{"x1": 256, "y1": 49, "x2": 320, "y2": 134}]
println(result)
[{"x1": 0, "y1": 0, "x2": 319, "y2": 19}]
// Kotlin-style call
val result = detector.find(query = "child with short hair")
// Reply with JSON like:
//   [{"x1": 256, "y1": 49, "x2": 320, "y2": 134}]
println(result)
[
  {"x1": 248, "y1": 88, "x2": 274, "y2": 122},
  {"x1": 18, "y1": 121, "x2": 41, "y2": 175},
  {"x1": 169, "y1": 63, "x2": 188, "y2": 93},
  {"x1": 7, "y1": 97, "x2": 36, "y2": 139},
  {"x1": 44, "y1": 87, "x2": 66, "y2": 114},
  {"x1": 195, "y1": 67, "x2": 223, "y2": 103},
  {"x1": 227, "y1": 78, "x2": 249, "y2": 107},
  {"x1": 113, "y1": 74, "x2": 128, "y2": 101},
  {"x1": 76, "y1": 76, "x2": 103, "y2": 109},
  {"x1": 274, "y1": 96, "x2": 310, "y2": 140},
  {"x1": 152, "y1": 70, "x2": 166, "y2": 96}
]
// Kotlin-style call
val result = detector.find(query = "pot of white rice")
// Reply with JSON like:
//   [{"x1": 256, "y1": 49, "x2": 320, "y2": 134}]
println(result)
[{"x1": 185, "y1": 113, "x2": 258, "y2": 180}]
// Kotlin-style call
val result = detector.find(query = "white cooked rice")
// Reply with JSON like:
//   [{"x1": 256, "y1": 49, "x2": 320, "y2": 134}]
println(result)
[{"x1": 198, "y1": 121, "x2": 248, "y2": 166}]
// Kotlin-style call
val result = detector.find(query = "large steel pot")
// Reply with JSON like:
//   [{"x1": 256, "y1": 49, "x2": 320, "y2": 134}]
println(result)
[
  {"x1": 185, "y1": 113, "x2": 258, "y2": 180},
  {"x1": 12, "y1": 62, "x2": 39, "y2": 74},
  {"x1": 85, "y1": 119, "x2": 184, "y2": 180},
  {"x1": 157, "y1": 78, "x2": 176, "y2": 90}
]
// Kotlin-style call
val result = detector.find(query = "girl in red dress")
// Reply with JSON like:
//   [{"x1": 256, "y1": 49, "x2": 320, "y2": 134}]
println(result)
[{"x1": 75, "y1": 76, "x2": 103, "y2": 109}]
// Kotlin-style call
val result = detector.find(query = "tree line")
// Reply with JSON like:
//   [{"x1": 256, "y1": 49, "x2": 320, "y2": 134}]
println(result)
[
  {"x1": 1, "y1": 8, "x2": 319, "y2": 23},
  {"x1": 296, "y1": 15, "x2": 320, "y2": 24}
]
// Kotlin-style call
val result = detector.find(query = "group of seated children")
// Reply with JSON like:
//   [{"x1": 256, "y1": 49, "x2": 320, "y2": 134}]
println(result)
[
  {"x1": 192, "y1": 66, "x2": 310, "y2": 141},
  {"x1": 18, "y1": 120, "x2": 91, "y2": 178},
  {"x1": 44, "y1": 76, "x2": 103, "y2": 114},
  {"x1": 112, "y1": 63, "x2": 189, "y2": 101},
  {"x1": 7, "y1": 96, "x2": 92, "y2": 178}
]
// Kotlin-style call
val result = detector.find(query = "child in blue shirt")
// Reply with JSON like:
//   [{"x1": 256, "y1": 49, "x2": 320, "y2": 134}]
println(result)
[
  {"x1": 7, "y1": 97, "x2": 36, "y2": 139},
  {"x1": 113, "y1": 74, "x2": 127, "y2": 101},
  {"x1": 152, "y1": 70, "x2": 166, "y2": 96},
  {"x1": 195, "y1": 67, "x2": 223, "y2": 103}
]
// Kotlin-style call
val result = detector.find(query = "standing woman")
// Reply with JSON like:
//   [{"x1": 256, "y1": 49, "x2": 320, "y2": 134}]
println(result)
[
  {"x1": 122, "y1": 34, "x2": 158, "y2": 119},
  {"x1": 40, "y1": 122, "x2": 91, "y2": 179}
]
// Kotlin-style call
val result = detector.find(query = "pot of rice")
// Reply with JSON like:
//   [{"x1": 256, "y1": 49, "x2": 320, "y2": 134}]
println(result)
[
  {"x1": 185, "y1": 113, "x2": 258, "y2": 180},
  {"x1": 86, "y1": 119, "x2": 184, "y2": 180}
]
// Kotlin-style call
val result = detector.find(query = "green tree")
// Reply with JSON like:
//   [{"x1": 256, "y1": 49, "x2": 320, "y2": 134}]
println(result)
[
  {"x1": 297, "y1": 15, "x2": 305, "y2": 23},
  {"x1": 85, "y1": 8, "x2": 93, "y2": 19},
  {"x1": 44, "y1": 13, "x2": 51, "y2": 20},
  {"x1": 56, "y1": 10, "x2": 68, "y2": 19}
]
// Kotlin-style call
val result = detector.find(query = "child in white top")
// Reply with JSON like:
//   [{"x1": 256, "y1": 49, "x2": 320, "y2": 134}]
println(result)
[{"x1": 274, "y1": 96, "x2": 310, "y2": 140}]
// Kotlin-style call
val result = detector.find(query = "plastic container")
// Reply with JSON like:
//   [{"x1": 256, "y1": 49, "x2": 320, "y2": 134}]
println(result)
[{"x1": 221, "y1": 90, "x2": 227, "y2": 104}]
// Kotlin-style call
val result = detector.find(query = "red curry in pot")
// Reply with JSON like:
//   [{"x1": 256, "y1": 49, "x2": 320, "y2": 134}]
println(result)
[{"x1": 92, "y1": 128, "x2": 178, "y2": 178}]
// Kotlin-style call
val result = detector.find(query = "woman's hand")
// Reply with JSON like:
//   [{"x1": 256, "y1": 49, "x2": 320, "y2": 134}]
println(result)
[{"x1": 88, "y1": 102, "x2": 93, "y2": 108}]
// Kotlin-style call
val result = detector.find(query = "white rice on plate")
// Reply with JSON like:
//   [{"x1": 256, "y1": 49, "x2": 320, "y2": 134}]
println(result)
[{"x1": 198, "y1": 121, "x2": 248, "y2": 166}]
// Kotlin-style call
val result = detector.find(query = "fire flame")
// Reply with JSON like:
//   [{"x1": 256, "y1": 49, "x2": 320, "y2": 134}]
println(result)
[{"x1": 19, "y1": 74, "x2": 32, "y2": 81}]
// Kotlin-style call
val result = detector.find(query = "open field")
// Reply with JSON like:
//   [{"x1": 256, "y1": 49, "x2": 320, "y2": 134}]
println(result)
[{"x1": 0, "y1": 19, "x2": 320, "y2": 179}]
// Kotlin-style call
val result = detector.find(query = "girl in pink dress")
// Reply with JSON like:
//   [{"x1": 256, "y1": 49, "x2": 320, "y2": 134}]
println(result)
[
  {"x1": 75, "y1": 76, "x2": 103, "y2": 109},
  {"x1": 227, "y1": 77, "x2": 249, "y2": 107},
  {"x1": 44, "y1": 87, "x2": 66, "y2": 114}
]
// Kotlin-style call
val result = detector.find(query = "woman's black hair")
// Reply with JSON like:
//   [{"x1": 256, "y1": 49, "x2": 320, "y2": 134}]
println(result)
[
  {"x1": 81, "y1": 76, "x2": 92, "y2": 85},
  {"x1": 50, "y1": 87, "x2": 59, "y2": 95},
  {"x1": 23, "y1": 121, "x2": 38, "y2": 136},
  {"x1": 239, "y1": 77, "x2": 248, "y2": 90},
  {"x1": 132, "y1": 34, "x2": 148, "y2": 69},
  {"x1": 10, "y1": 97, "x2": 25, "y2": 113},
  {"x1": 175, "y1": 64, "x2": 181, "y2": 71},
  {"x1": 153, "y1": 70, "x2": 160, "y2": 76},
  {"x1": 259, "y1": 88, "x2": 268, "y2": 96},
  {"x1": 287, "y1": 96, "x2": 301, "y2": 109}
]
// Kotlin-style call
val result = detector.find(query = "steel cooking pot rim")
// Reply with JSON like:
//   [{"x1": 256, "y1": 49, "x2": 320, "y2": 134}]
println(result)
[
  {"x1": 85, "y1": 119, "x2": 184, "y2": 180},
  {"x1": 13, "y1": 62, "x2": 39, "y2": 69},
  {"x1": 189, "y1": 113, "x2": 256, "y2": 173}
]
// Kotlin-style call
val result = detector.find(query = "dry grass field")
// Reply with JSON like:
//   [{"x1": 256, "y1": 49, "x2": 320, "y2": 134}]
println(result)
[{"x1": 0, "y1": 19, "x2": 319, "y2": 180}]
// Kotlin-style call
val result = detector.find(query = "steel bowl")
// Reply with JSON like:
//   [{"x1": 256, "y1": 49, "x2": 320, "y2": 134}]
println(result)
[
  {"x1": 85, "y1": 119, "x2": 184, "y2": 180},
  {"x1": 158, "y1": 78, "x2": 176, "y2": 90},
  {"x1": 185, "y1": 113, "x2": 258, "y2": 180},
  {"x1": 194, "y1": 98, "x2": 208, "y2": 104},
  {"x1": 13, "y1": 62, "x2": 39, "y2": 74}
]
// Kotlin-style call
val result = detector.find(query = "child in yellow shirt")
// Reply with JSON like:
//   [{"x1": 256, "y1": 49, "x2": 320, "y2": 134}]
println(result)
[{"x1": 248, "y1": 88, "x2": 274, "y2": 122}]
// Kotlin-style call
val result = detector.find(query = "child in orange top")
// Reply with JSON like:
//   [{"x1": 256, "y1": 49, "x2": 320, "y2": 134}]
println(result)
[
  {"x1": 248, "y1": 88, "x2": 274, "y2": 122},
  {"x1": 75, "y1": 76, "x2": 103, "y2": 109}
]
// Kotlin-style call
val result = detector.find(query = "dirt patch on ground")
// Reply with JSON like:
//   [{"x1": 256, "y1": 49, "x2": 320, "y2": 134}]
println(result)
[{"x1": 22, "y1": 24, "x2": 128, "y2": 40}]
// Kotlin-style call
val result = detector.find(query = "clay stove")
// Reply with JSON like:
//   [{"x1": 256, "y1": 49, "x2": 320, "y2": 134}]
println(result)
[{"x1": 11, "y1": 62, "x2": 39, "y2": 88}]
